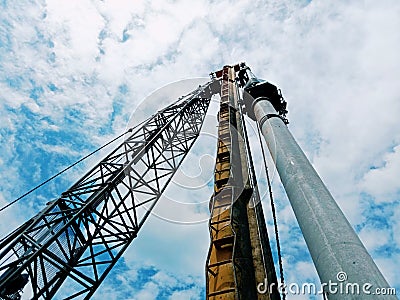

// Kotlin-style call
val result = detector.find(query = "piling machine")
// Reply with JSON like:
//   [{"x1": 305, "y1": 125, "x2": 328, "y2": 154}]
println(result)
[{"x1": 0, "y1": 64, "x2": 394, "y2": 300}]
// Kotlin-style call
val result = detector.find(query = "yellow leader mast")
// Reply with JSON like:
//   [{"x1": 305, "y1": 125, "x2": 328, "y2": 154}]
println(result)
[{"x1": 206, "y1": 65, "x2": 280, "y2": 300}]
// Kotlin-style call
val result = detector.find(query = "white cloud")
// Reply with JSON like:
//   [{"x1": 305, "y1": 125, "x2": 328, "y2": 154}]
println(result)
[
  {"x1": 169, "y1": 289, "x2": 199, "y2": 300},
  {"x1": 359, "y1": 225, "x2": 391, "y2": 252},
  {"x1": 392, "y1": 208, "x2": 400, "y2": 248},
  {"x1": 125, "y1": 215, "x2": 209, "y2": 277},
  {"x1": 45, "y1": 0, "x2": 104, "y2": 69},
  {"x1": 375, "y1": 254, "x2": 400, "y2": 290},
  {"x1": 360, "y1": 145, "x2": 400, "y2": 202},
  {"x1": 0, "y1": 0, "x2": 399, "y2": 298},
  {"x1": 134, "y1": 281, "x2": 159, "y2": 300}
]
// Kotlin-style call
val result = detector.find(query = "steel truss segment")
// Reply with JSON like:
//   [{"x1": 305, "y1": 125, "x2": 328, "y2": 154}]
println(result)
[{"x1": 0, "y1": 81, "x2": 216, "y2": 300}]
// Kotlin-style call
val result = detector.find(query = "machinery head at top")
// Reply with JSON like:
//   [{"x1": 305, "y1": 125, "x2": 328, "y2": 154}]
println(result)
[{"x1": 211, "y1": 63, "x2": 288, "y2": 123}]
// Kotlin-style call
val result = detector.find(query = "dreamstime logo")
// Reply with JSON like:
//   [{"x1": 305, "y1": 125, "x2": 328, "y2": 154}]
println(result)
[
  {"x1": 257, "y1": 272, "x2": 397, "y2": 296},
  {"x1": 123, "y1": 78, "x2": 278, "y2": 225},
  {"x1": 336, "y1": 271, "x2": 347, "y2": 282}
]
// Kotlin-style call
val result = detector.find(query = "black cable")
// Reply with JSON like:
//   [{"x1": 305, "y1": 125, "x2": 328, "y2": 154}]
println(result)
[
  {"x1": 0, "y1": 128, "x2": 133, "y2": 213},
  {"x1": 257, "y1": 122, "x2": 286, "y2": 299}
]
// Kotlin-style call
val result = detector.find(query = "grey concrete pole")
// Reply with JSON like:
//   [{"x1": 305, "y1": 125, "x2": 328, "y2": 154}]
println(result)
[{"x1": 253, "y1": 97, "x2": 396, "y2": 299}]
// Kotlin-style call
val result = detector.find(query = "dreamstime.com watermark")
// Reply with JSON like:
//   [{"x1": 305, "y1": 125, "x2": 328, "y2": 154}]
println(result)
[{"x1": 257, "y1": 272, "x2": 397, "y2": 296}]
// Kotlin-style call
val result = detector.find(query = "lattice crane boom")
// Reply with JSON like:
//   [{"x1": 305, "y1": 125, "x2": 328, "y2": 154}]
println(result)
[{"x1": 0, "y1": 81, "x2": 217, "y2": 300}]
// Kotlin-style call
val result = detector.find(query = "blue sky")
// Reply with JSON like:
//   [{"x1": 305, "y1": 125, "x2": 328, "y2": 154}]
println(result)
[{"x1": 0, "y1": 0, "x2": 399, "y2": 299}]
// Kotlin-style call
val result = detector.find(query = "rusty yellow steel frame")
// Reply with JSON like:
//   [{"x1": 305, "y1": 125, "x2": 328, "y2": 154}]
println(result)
[
  {"x1": 206, "y1": 65, "x2": 279, "y2": 300},
  {"x1": 206, "y1": 66, "x2": 237, "y2": 299},
  {"x1": 206, "y1": 65, "x2": 259, "y2": 299}
]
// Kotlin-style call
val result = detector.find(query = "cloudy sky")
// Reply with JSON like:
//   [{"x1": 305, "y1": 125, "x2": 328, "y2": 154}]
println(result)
[{"x1": 0, "y1": 0, "x2": 399, "y2": 299}]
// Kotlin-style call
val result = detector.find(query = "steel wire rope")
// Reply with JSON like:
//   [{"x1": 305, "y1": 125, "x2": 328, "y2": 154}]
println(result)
[
  {"x1": 0, "y1": 126, "x2": 141, "y2": 213},
  {"x1": 256, "y1": 121, "x2": 286, "y2": 299},
  {"x1": 0, "y1": 82, "x2": 212, "y2": 214}
]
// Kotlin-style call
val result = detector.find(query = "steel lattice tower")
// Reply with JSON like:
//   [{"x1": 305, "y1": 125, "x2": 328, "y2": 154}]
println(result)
[{"x1": 0, "y1": 82, "x2": 217, "y2": 299}]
